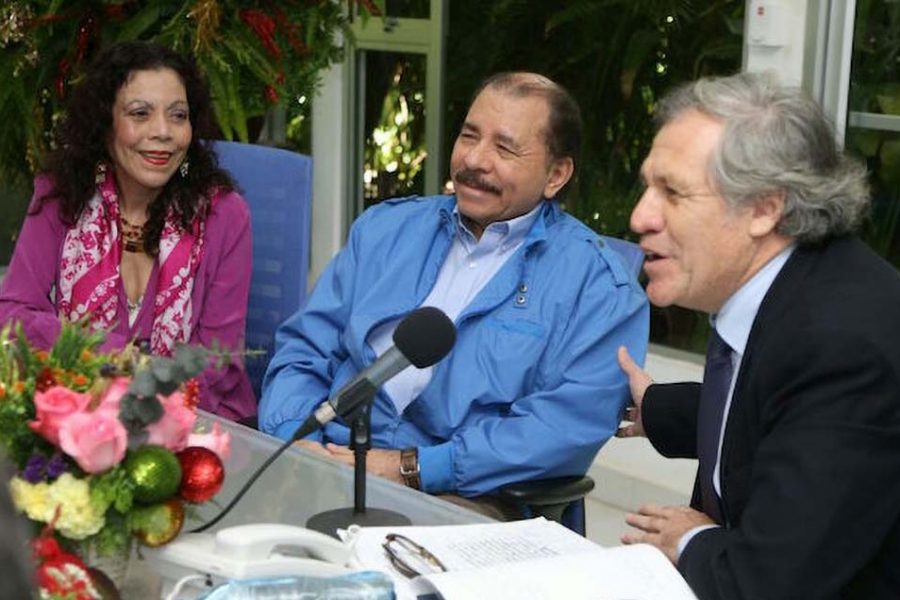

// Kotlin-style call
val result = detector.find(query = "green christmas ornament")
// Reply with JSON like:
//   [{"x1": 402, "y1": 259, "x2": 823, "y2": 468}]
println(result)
[
  {"x1": 131, "y1": 498, "x2": 185, "y2": 547},
  {"x1": 125, "y1": 445, "x2": 182, "y2": 504}
]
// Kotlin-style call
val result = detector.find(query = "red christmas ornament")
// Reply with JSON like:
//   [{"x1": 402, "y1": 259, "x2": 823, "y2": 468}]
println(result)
[{"x1": 177, "y1": 447, "x2": 224, "y2": 503}]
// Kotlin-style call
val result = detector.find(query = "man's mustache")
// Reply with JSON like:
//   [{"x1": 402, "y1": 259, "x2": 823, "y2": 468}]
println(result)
[{"x1": 453, "y1": 169, "x2": 501, "y2": 195}]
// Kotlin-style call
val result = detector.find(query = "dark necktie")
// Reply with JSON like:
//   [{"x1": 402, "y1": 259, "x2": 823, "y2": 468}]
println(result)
[{"x1": 697, "y1": 329, "x2": 733, "y2": 525}]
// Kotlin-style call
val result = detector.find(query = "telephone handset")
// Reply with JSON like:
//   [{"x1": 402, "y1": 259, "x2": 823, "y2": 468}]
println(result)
[{"x1": 143, "y1": 523, "x2": 360, "y2": 598}]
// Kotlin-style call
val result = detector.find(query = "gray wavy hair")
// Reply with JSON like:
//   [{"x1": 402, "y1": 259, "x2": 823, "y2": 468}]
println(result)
[{"x1": 655, "y1": 71, "x2": 870, "y2": 244}]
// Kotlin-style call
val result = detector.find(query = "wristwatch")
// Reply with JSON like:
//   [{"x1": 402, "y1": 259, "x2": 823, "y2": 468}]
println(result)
[{"x1": 399, "y1": 447, "x2": 421, "y2": 490}]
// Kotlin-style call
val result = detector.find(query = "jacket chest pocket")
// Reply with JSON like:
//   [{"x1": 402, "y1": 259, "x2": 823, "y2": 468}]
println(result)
[{"x1": 471, "y1": 316, "x2": 548, "y2": 400}]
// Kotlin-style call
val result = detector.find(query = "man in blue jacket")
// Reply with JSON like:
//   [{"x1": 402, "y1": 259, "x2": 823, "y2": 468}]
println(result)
[{"x1": 259, "y1": 72, "x2": 648, "y2": 512}]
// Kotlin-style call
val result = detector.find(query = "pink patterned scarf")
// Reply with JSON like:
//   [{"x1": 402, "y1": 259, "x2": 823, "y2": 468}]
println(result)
[{"x1": 57, "y1": 167, "x2": 205, "y2": 356}]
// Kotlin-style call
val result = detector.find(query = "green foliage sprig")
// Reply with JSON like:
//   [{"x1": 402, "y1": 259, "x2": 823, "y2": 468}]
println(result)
[{"x1": 118, "y1": 345, "x2": 209, "y2": 437}]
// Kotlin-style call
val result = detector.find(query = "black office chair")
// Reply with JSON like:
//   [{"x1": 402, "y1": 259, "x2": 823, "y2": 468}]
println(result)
[{"x1": 498, "y1": 235, "x2": 645, "y2": 535}]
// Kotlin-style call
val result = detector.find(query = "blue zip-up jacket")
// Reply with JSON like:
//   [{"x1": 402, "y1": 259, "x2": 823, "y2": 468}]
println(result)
[{"x1": 259, "y1": 195, "x2": 648, "y2": 496}]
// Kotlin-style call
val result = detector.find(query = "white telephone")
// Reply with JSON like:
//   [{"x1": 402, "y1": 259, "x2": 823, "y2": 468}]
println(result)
[{"x1": 142, "y1": 523, "x2": 360, "y2": 599}]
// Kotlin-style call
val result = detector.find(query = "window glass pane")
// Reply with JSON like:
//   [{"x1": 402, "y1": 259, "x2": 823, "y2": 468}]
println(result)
[
  {"x1": 848, "y1": 0, "x2": 900, "y2": 114},
  {"x1": 384, "y1": 0, "x2": 430, "y2": 19},
  {"x1": 847, "y1": 0, "x2": 900, "y2": 270},
  {"x1": 362, "y1": 51, "x2": 428, "y2": 208},
  {"x1": 847, "y1": 127, "x2": 900, "y2": 268}
]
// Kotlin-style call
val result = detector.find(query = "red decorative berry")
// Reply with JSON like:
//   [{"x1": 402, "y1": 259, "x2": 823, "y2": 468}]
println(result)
[
  {"x1": 35, "y1": 366, "x2": 57, "y2": 392},
  {"x1": 183, "y1": 378, "x2": 201, "y2": 409},
  {"x1": 177, "y1": 447, "x2": 225, "y2": 503}
]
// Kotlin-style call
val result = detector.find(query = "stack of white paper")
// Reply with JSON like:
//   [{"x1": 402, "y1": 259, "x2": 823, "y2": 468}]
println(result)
[{"x1": 343, "y1": 517, "x2": 697, "y2": 600}]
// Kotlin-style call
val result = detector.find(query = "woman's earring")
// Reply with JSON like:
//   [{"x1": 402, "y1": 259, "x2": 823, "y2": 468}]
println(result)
[
  {"x1": 179, "y1": 160, "x2": 190, "y2": 178},
  {"x1": 95, "y1": 162, "x2": 107, "y2": 185}
]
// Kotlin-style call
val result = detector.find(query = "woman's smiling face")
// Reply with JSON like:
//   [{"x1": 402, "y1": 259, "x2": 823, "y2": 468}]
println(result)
[{"x1": 108, "y1": 67, "x2": 192, "y2": 204}]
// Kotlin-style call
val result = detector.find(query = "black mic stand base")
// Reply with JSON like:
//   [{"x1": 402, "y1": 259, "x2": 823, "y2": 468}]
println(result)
[
  {"x1": 306, "y1": 403, "x2": 411, "y2": 538},
  {"x1": 306, "y1": 507, "x2": 411, "y2": 538}
]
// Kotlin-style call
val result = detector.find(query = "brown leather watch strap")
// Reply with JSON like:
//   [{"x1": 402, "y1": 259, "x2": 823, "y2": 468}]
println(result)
[{"x1": 399, "y1": 447, "x2": 421, "y2": 490}]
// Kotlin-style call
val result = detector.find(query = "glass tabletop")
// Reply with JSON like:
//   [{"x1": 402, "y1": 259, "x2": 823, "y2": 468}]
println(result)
[
  {"x1": 126, "y1": 412, "x2": 491, "y2": 597},
  {"x1": 190, "y1": 412, "x2": 493, "y2": 529}
]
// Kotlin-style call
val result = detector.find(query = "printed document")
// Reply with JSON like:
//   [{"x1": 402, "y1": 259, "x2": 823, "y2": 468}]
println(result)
[{"x1": 344, "y1": 517, "x2": 697, "y2": 600}]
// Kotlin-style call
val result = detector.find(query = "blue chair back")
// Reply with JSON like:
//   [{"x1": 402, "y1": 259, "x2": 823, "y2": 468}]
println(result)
[{"x1": 211, "y1": 141, "x2": 312, "y2": 401}]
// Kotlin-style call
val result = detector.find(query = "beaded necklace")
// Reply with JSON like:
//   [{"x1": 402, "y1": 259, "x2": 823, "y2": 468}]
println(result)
[{"x1": 120, "y1": 214, "x2": 146, "y2": 253}]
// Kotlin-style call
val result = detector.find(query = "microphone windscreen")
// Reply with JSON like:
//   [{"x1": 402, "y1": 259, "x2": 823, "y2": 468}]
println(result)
[{"x1": 393, "y1": 306, "x2": 456, "y2": 368}]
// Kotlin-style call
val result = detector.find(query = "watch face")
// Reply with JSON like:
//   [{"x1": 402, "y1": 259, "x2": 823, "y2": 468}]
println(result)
[{"x1": 400, "y1": 449, "x2": 419, "y2": 476}]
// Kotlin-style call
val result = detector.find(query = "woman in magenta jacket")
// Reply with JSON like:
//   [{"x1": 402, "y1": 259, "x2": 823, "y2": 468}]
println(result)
[{"x1": 0, "y1": 41, "x2": 255, "y2": 421}]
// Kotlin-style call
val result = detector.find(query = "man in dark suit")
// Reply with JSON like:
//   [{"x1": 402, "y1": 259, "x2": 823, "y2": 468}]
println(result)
[{"x1": 616, "y1": 71, "x2": 900, "y2": 599}]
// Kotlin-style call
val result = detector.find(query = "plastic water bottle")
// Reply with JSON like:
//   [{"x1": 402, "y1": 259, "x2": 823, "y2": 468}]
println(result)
[{"x1": 196, "y1": 571, "x2": 394, "y2": 599}]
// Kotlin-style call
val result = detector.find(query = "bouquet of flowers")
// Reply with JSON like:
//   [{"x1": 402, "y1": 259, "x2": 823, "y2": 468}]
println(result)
[{"x1": 0, "y1": 321, "x2": 232, "y2": 596}]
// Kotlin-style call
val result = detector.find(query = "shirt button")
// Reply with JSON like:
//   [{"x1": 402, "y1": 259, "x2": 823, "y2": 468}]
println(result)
[
  {"x1": 515, "y1": 295, "x2": 526, "y2": 305},
  {"x1": 518, "y1": 283, "x2": 528, "y2": 293}
]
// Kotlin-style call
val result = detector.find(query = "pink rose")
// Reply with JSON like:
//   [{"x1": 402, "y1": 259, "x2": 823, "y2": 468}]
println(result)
[
  {"x1": 186, "y1": 422, "x2": 232, "y2": 461},
  {"x1": 29, "y1": 386, "x2": 91, "y2": 446},
  {"x1": 58, "y1": 411, "x2": 128, "y2": 473},
  {"x1": 97, "y1": 377, "x2": 131, "y2": 416},
  {"x1": 146, "y1": 391, "x2": 197, "y2": 452}
]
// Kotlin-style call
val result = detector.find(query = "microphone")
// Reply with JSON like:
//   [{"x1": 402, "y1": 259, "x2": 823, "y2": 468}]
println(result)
[
  {"x1": 295, "y1": 306, "x2": 456, "y2": 441},
  {"x1": 191, "y1": 306, "x2": 456, "y2": 534}
]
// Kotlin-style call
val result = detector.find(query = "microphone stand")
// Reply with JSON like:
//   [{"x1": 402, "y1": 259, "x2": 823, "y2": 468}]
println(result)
[
  {"x1": 351, "y1": 403, "x2": 372, "y2": 514},
  {"x1": 306, "y1": 393, "x2": 411, "y2": 537}
]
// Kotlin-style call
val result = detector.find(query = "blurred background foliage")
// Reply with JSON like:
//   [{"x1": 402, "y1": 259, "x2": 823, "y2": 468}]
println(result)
[{"x1": 362, "y1": 51, "x2": 428, "y2": 207}]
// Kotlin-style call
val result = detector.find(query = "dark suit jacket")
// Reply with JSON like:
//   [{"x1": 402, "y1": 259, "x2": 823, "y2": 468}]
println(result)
[{"x1": 643, "y1": 236, "x2": 900, "y2": 600}]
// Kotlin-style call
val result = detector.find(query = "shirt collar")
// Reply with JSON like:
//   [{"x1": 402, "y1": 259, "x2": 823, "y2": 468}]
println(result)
[
  {"x1": 713, "y1": 244, "x2": 795, "y2": 356},
  {"x1": 452, "y1": 201, "x2": 544, "y2": 248}
]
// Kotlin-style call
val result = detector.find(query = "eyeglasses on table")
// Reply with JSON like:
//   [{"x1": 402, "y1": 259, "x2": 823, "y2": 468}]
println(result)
[{"x1": 382, "y1": 532, "x2": 448, "y2": 578}]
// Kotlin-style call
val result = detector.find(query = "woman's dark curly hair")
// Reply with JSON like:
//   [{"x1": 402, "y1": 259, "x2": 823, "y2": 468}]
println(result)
[{"x1": 38, "y1": 41, "x2": 235, "y2": 255}]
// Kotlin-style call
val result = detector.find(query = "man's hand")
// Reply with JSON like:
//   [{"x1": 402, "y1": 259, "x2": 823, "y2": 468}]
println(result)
[
  {"x1": 616, "y1": 345, "x2": 653, "y2": 438},
  {"x1": 622, "y1": 503, "x2": 714, "y2": 564},
  {"x1": 293, "y1": 439, "x2": 331, "y2": 457},
  {"x1": 295, "y1": 441, "x2": 404, "y2": 485}
]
